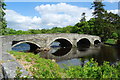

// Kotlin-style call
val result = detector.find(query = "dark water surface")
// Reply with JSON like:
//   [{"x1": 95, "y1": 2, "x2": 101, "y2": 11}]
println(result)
[{"x1": 12, "y1": 43, "x2": 120, "y2": 67}]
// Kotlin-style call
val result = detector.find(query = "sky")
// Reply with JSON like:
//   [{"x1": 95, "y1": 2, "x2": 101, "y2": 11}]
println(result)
[{"x1": 4, "y1": 0, "x2": 119, "y2": 31}]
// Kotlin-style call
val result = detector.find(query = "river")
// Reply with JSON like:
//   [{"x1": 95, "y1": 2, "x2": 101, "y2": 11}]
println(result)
[{"x1": 12, "y1": 42, "x2": 120, "y2": 67}]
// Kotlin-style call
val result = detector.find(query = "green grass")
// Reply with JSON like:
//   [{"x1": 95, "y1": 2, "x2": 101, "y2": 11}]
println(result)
[
  {"x1": 105, "y1": 39, "x2": 116, "y2": 44},
  {"x1": 9, "y1": 51, "x2": 120, "y2": 78},
  {"x1": 9, "y1": 51, "x2": 64, "y2": 78}
]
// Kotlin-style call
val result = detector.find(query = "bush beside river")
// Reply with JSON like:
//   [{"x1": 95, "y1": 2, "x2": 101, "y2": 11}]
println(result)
[{"x1": 9, "y1": 51, "x2": 120, "y2": 79}]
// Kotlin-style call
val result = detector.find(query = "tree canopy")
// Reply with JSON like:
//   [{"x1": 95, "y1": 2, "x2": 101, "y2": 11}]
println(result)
[
  {"x1": 2, "y1": 1, "x2": 120, "y2": 42},
  {"x1": 0, "y1": 0, "x2": 7, "y2": 35}
]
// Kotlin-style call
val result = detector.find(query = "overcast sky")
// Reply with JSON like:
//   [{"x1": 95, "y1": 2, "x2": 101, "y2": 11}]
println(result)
[{"x1": 5, "y1": 0, "x2": 119, "y2": 30}]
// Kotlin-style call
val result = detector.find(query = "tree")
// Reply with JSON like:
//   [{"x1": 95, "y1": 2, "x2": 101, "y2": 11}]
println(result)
[
  {"x1": 0, "y1": 0, "x2": 7, "y2": 35},
  {"x1": 92, "y1": 0, "x2": 105, "y2": 18},
  {"x1": 91, "y1": 0, "x2": 114, "y2": 41},
  {"x1": 80, "y1": 12, "x2": 86, "y2": 22},
  {"x1": 91, "y1": 0, "x2": 105, "y2": 35},
  {"x1": 74, "y1": 13, "x2": 94, "y2": 34},
  {"x1": 5, "y1": 28, "x2": 16, "y2": 35},
  {"x1": 104, "y1": 12, "x2": 120, "y2": 39}
]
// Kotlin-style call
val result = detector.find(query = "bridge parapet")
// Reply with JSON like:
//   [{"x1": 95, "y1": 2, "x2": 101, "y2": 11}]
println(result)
[{"x1": 0, "y1": 33, "x2": 101, "y2": 54}]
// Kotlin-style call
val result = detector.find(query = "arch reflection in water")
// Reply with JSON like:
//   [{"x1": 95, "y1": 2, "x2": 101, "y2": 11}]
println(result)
[
  {"x1": 12, "y1": 43, "x2": 30, "y2": 52},
  {"x1": 51, "y1": 47, "x2": 72, "y2": 56},
  {"x1": 50, "y1": 38, "x2": 72, "y2": 56},
  {"x1": 12, "y1": 42, "x2": 40, "y2": 54},
  {"x1": 94, "y1": 40, "x2": 101, "y2": 47},
  {"x1": 77, "y1": 38, "x2": 91, "y2": 51}
]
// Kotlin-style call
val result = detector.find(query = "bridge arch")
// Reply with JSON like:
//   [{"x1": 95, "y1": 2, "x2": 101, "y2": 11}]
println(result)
[
  {"x1": 48, "y1": 37, "x2": 73, "y2": 48},
  {"x1": 94, "y1": 40, "x2": 101, "y2": 46},
  {"x1": 12, "y1": 41, "x2": 41, "y2": 53},
  {"x1": 47, "y1": 37, "x2": 72, "y2": 56},
  {"x1": 77, "y1": 38, "x2": 91, "y2": 51}
]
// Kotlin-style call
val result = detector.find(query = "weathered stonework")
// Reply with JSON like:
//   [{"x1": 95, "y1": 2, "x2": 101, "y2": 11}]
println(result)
[
  {"x1": 1, "y1": 33, "x2": 101, "y2": 52},
  {"x1": 0, "y1": 33, "x2": 101, "y2": 78}
]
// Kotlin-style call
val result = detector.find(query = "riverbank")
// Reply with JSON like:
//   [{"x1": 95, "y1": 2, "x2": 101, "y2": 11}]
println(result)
[
  {"x1": 104, "y1": 39, "x2": 120, "y2": 47},
  {"x1": 9, "y1": 51, "x2": 120, "y2": 78}
]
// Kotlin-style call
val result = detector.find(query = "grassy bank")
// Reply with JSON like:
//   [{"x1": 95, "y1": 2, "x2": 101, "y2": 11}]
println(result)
[
  {"x1": 105, "y1": 39, "x2": 116, "y2": 44},
  {"x1": 9, "y1": 51, "x2": 120, "y2": 78}
]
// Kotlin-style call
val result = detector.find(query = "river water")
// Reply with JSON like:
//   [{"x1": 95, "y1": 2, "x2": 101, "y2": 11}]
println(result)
[{"x1": 12, "y1": 43, "x2": 120, "y2": 67}]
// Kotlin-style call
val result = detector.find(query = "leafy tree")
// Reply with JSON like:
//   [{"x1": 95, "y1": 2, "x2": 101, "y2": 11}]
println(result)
[
  {"x1": 69, "y1": 26, "x2": 78, "y2": 33},
  {"x1": 49, "y1": 27, "x2": 63, "y2": 33},
  {"x1": 105, "y1": 12, "x2": 120, "y2": 39},
  {"x1": 5, "y1": 28, "x2": 17, "y2": 35},
  {"x1": 87, "y1": 18, "x2": 95, "y2": 34},
  {"x1": 92, "y1": 0, "x2": 105, "y2": 18},
  {"x1": 80, "y1": 12, "x2": 86, "y2": 22},
  {"x1": 28, "y1": 29, "x2": 41, "y2": 34},
  {"x1": 0, "y1": 0, "x2": 7, "y2": 35},
  {"x1": 40, "y1": 29, "x2": 49, "y2": 33},
  {"x1": 75, "y1": 21, "x2": 90, "y2": 34},
  {"x1": 91, "y1": 0, "x2": 105, "y2": 35},
  {"x1": 75, "y1": 17, "x2": 95, "y2": 34},
  {"x1": 91, "y1": 0, "x2": 114, "y2": 41},
  {"x1": 62, "y1": 26, "x2": 74, "y2": 33}
]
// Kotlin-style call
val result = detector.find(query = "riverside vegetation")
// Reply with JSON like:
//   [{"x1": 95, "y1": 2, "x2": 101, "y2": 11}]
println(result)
[
  {"x1": 10, "y1": 51, "x2": 120, "y2": 78},
  {"x1": 1, "y1": 0, "x2": 120, "y2": 42},
  {"x1": 1, "y1": 0, "x2": 120, "y2": 79}
]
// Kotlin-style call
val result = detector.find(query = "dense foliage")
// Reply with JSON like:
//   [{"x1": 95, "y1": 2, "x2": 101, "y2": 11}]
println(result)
[
  {"x1": 9, "y1": 51, "x2": 65, "y2": 78},
  {"x1": 1, "y1": 1, "x2": 120, "y2": 42},
  {"x1": 91, "y1": 0, "x2": 120, "y2": 41},
  {"x1": 10, "y1": 51, "x2": 120, "y2": 78},
  {"x1": 0, "y1": 0, "x2": 7, "y2": 35},
  {"x1": 65, "y1": 59, "x2": 120, "y2": 78}
]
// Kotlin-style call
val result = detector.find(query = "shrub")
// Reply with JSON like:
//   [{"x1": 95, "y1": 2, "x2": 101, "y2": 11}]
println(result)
[{"x1": 9, "y1": 51, "x2": 120, "y2": 78}]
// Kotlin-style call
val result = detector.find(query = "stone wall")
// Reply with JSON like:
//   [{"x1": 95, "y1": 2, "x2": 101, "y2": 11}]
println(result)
[{"x1": 0, "y1": 33, "x2": 101, "y2": 55}]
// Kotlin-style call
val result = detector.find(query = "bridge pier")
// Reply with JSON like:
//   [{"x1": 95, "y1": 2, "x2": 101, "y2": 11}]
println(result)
[
  {"x1": 28, "y1": 43, "x2": 40, "y2": 53},
  {"x1": 0, "y1": 33, "x2": 101, "y2": 54}
]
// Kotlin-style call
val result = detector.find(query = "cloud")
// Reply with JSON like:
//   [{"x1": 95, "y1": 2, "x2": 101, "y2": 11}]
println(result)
[
  {"x1": 5, "y1": 3, "x2": 119, "y2": 31},
  {"x1": 35, "y1": 3, "x2": 93, "y2": 29},
  {"x1": 5, "y1": 10, "x2": 41, "y2": 30},
  {"x1": 5, "y1": 3, "x2": 93, "y2": 30},
  {"x1": 108, "y1": 9, "x2": 118, "y2": 14},
  {"x1": 104, "y1": 0, "x2": 119, "y2": 2}
]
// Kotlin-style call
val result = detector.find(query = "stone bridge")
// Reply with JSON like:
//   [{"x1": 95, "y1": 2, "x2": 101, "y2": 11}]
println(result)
[
  {"x1": 0, "y1": 33, "x2": 101, "y2": 54},
  {"x1": 0, "y1": 33, "x2": 101, "y2": 78}
]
